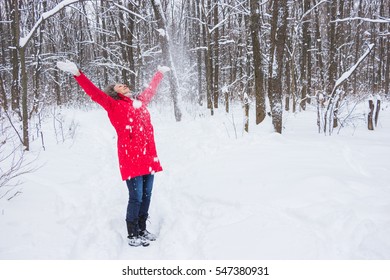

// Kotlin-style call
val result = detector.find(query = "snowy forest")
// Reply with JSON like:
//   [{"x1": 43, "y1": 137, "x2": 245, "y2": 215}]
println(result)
[
  {"x1": 1, "y1": 0, "x2": 390, "y2": 145},
  {"x1": 1, "y1": 0, "x2": 390, "y2": 261}
]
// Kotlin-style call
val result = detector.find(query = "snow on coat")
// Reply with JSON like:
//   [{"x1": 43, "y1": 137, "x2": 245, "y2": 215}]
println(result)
[{"x1": 75, "y1": 71, "x2": 164, "y2": 180}]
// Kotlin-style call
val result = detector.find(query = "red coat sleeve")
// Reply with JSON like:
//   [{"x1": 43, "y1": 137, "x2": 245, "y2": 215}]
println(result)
[
  {"x1": 138, "y1": 71, "x2": 164, "y2": 105},
  {"x1": 74, "y1": 71, "x2": 114, "y2": 111}
]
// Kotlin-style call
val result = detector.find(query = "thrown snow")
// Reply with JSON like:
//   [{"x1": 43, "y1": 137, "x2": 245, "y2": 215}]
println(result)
[
  {"x1": 0, "y1": 103, "x2": 390, "y2": 260},
  {"x1": 156, "y1": 28, "x2": 166, "y2": 37},
  {"x1": 132, "y1": 100, "x2": 142, "y2": 109}
]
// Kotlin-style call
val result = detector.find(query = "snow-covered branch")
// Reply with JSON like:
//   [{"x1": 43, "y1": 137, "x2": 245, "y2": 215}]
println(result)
[
  {"x1": 20, "y1": 0, "x2": 150, "y2": 49},
  {"x1": 323, "y1": 43, "x2": 375, "y2": 135},
  {"x1": 209, "y1": 18, "x2": 228, "y2": 34},
  {"x1": 112, "y1": 2, "x2": 148, "y2": 22},
  {"x1": 19, "y1": 0, "x2": 81, "y2": 48},
  {"x1": 300, "y1": 0, "x2": 329, "y2": 22},
  {"x1": 333, "y1": 43, "x2": 374, "y2": 90},
  {"x1": 333, "y1": 17, "x2": 390, "y2": 24}
]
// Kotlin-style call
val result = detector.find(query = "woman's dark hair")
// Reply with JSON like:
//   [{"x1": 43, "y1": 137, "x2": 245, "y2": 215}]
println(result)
[{"x1": 104, "y1": 84, "x2": 120, "y2": 100}]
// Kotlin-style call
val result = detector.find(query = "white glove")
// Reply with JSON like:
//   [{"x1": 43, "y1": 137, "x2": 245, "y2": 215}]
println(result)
[
  {"x1": 157, "y1": 65, "x2": 171, "y2": 74},
  {"x1": 56, "y1": 60, "x2": 80, "y2": 76}
]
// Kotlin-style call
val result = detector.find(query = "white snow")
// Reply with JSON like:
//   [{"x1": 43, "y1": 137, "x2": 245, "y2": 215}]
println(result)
[
  {"x1": 132, "y1": 100, "x2": 142, "y2": 109},
  {"x1": 0, "y1": 102, "x2": 390, "y2": 260},
  {"x1": 56, "y1": 60, "x2": 79, "y2": 75}
]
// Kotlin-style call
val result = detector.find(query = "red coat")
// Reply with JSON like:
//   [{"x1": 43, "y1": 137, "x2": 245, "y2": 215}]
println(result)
[{"x1": 75, "y1": 71, "x2": 164, "y2": 180}]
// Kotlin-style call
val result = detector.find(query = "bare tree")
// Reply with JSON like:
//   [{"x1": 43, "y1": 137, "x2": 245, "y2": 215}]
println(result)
[
  {"x1": 268, "y1": 0, "x2": 288, "y2": 133},
  {"x1": 151, "y1": 0, "x2": 182, "y2": 121},
  {"x1": 213, "y1": 0, "x2": 220, "y2": 109},
  {"x1": 249, "y1": 0, "x2": 266, "y2": 125}
]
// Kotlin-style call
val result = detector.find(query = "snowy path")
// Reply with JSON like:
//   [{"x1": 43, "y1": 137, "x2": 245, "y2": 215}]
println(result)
[{"x1": 1, "y1": 106, "x2": 390, "y2": 259}]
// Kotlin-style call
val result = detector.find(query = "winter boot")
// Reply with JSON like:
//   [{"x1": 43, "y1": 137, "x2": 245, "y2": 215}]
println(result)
[
  {"x1": 139, "y1": 215, "x2": 157, "y2": 241},
  {"x1": 126, "y1": 220, "x2": 149, "y2": 247},
  {"x1": 139, "y1": 229, "x2": 157, "y2": 241}
]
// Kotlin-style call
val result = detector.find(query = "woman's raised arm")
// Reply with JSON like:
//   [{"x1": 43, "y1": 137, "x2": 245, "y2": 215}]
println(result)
[
  {"x1": 137, "y1": 66, "x2": 170, "y2": 105},
  {"x1": 57, "y1": 61, "x2": 114, "y2": 111}
]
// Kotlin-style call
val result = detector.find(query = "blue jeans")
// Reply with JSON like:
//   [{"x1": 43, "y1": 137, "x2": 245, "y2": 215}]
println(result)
[{"x1": 126, "y1": 174, "x2": 154, "y2": 223}]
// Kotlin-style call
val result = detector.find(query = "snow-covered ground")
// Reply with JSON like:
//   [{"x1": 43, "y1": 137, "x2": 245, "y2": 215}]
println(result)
[{"x1": 1, "y1": 102, "x2": 390, "y2": 260}]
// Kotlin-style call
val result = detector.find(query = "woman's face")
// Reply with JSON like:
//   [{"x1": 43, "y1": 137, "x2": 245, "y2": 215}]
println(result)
[{"x1": 114, "y1": 84, "x2": 131, "y2": 97}]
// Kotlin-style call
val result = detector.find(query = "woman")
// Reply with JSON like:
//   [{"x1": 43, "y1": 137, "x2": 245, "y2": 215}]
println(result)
[{"x1": 56, "y1": 60, "x2": 169, "y2": 247}]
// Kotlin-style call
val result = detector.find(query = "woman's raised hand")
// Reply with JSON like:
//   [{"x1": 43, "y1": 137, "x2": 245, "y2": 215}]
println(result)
[
  {"x1": 56, "y1": 60, "x2": 80, "y2": 76},
  {"x1": 157, "y1": 65, "x2": 171, "y2": 74}
]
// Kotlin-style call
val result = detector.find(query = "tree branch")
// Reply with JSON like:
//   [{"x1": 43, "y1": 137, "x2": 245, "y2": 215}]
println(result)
[
  {"x1": 333, "y1": 17, "x2": 390, "y2": 24},
  {"x1": 20, "y1": 0, "x2": 83, "y2": 48}
]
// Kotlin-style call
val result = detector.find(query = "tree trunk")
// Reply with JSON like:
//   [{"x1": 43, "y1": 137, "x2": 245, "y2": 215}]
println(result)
[
  {"x1": 328, "y1": 1, "x2": 338, "y2": 97},
  {"x1": 53, "y1": 65, "x2": 61, "y2": 106},
  {"x1": 0, "y1": 4, "x2": 7, "y2": 110},
  {"x1": 127, "y1": 1, "x2": 136, "y2": 87},
  {"x1": 368, "y1": 99, "x2": 374, "y2": 130},
  {"x1": 151, "y1": 0, "x2": 182, "y2": 122},
  {"x1": 0, "y1": 74, "x2": 7, "y2": 110},
  {"x1": 249, "y1": 0, "x2": 266, "y2": 124},
  {"x1": 285, "y1": 60, "x2": 290, "y2": 111},
  {"x1": 30, "y1": 0, "x2": 46, "y2": 118},
  {"x1": 378, "y1": 0, "x2": 385, "y2": 93},
  {"x1": 352, "y1": 0, "x2": 363, "y2": 95},
  {"x1": 314, "y1": 6, "x2": 325, "y2": 91},
  {"x1": 385, "y1": 27, "x2": 390, "y2": 96},
  {"x1": 10, "y1": 0, "x2": 20, "y2": 113},
  {"x1": 385, "y1": 1, "x2": 390, "y2": 96},
  {"x1": 268, "y1": 0, "x2": 288, "y2": 133},
  {"x1": 202, "y1": 0, "x2": 214, "y2": 115},
  {"x1": 118, "y1": 2, "x2": 128, "y2": 84},
  {"x1": 300, "y1": 0, "x2": 310, "y2": 110},
  {"x1": 9, "y1": 0, "x2": 29, "y2": 150},
  {"x1": 205, "y1": 37, "x2": 214, "y2": 114},
  {"x1": 244, "y1": 93, "x2": 249, "y2": 132},
  {"x1": 100, "y1": 0, "x2": 108, "y2": 85},
  {"x1": 374, "y1": 99, "x2": 380, "y2": 127},
  {"x1": 195, "y1": 1, "x2": 203, "y2": 106},
  {"x1": 20, "y1": 46, "x2": 29, "y2": 150},
  {"x1": 332, "y1": 0, "x2": 344, "y2": 129},
  {"x1": 306, "y1": 28, "x2": 312, "y2": 105},
  {"x1": 205, "y1": 0, "x2": 214, "y2": 114},
  {"x1": 213, "y1": 0, "x2": 219, "y2": 109}
]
